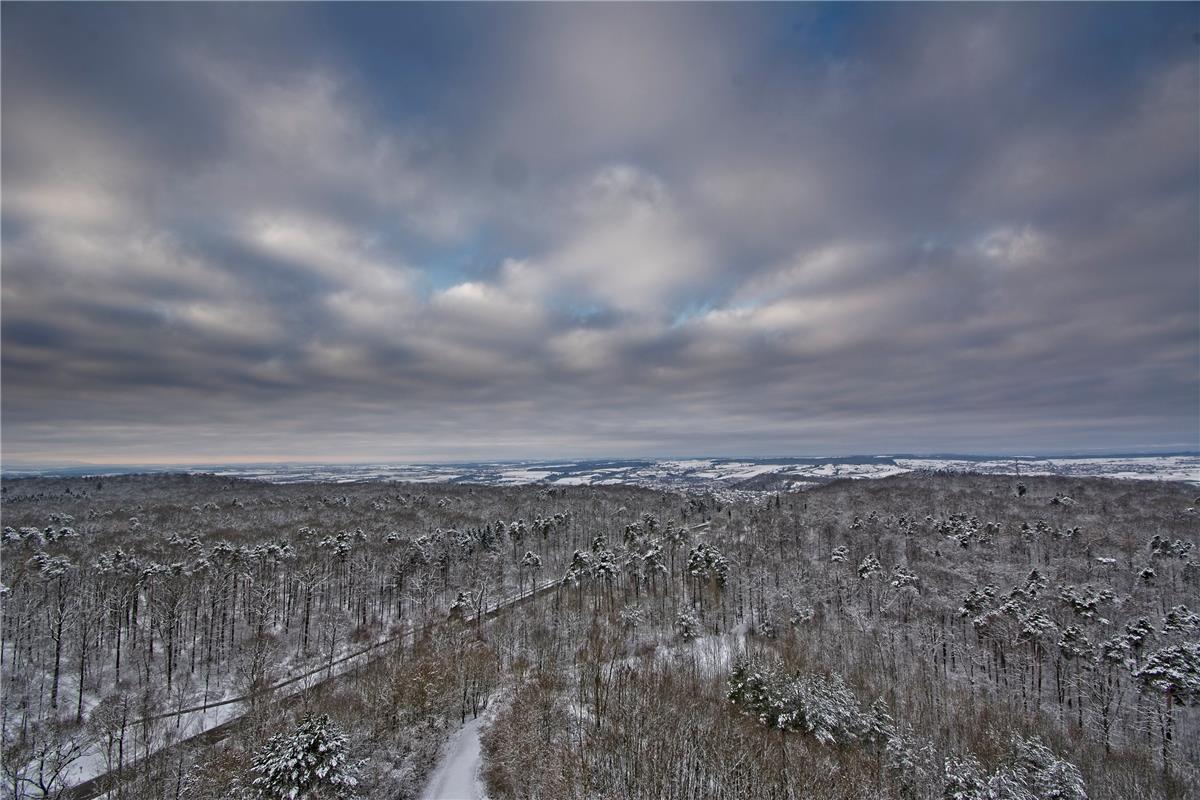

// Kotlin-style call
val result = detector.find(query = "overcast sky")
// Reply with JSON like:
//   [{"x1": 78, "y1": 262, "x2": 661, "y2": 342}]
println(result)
[{"x1": 2, "y1": 3, "x2": 1197, "y2": 465}]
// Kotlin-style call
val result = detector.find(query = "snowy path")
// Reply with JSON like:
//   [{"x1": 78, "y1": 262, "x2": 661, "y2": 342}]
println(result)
[{"x1": 419, "y1": 716, "x2": 486, "y2": 800}]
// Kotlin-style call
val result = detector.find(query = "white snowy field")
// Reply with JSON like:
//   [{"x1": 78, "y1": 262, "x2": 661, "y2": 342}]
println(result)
[{"x1": 6, "y1": 453, "x2": 1198, "y2": 490}]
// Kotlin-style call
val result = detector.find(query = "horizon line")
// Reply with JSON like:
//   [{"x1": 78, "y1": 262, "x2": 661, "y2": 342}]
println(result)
[{"x1": 4, "y1": 448, "x2": 1198, "y2": 472}]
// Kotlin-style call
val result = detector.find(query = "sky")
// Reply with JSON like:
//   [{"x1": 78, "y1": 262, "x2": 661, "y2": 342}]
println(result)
[{"x1": 2, "y1": 3, "x2": 1198, "y2": 465}]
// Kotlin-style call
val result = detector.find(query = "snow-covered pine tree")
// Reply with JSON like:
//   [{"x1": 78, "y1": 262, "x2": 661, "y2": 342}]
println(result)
[
  {"x1": 519, "y1": 551, "x2": 542, "y2": 594},
  {"x1": 1008, "y1": 735, "x2": 1087, "y2": 800},
  {"x1": 890, "y1": 565, "x2": 919, "y2": 590},
  {"x1": 940, "y1": 736, "x2": 1087, "y2": 800},
  {"x1": 727, "y1": 658, "x2": 875, "y2": 746},
  {"x1": 941, "y1": 753, "x2": 987, "y2": 800},
  {"x1": 1133, "y1": 640, "x2": 1200, "y2": 769},
  {"x1": 1160, "y1": 605, "x2": 1200, "y2": 634},
  {"x1": 1133, "y1": 640, "x2": 1200, "y2": 708},
  {"x1": 786, "y1": 672, "x2": 871, "y2": 745},
  {"x1": 856, "y1": 553, "x2": 882, "y2": 580},
  {"x1": 883, "y1": 723, "x2": 936, "y2": 800},
  {"x1": 449, "y1": 590, "x2": 473, "y2": 620},
  {"x1": 249, "y1": 713, "x2": 359, "y2": 800},
  {"x1": 675, "y1": 610, "x2": 701, "y2": 641}
]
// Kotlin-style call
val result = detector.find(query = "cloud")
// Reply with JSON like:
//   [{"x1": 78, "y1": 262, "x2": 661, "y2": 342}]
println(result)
[
  {"x1": 539, "y1": 165, "x2": 718, "y2": 316},
  {"x1": 2, "y1": 3, "x2": 1196, "y2": 463}
]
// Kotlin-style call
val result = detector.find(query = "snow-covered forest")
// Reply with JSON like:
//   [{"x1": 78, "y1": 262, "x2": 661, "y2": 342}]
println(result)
[{"x1": 1, "y1": 472, "x2": 1197, "y2": 799}]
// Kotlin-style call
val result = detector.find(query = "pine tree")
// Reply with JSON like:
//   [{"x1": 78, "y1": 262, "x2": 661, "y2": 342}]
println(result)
[
  {"x1": 675, "y1": 610, "x2": 701, "y2": 641},
  {"x1": 1133, "y1": 641, "x2": 1200, "y2": 705},
  {"x1": 941, "y1": 753, "x2": 987, "y2": 800},
  {"x1": 249, "y1": 714, "x2": 359, "y2": 800},
  {"x1": 1008, "y1": 735, "x2": 1087, "y2": 800},
  {"x1": 884, "y1": 724, "x2": 936, "y2": 800},
  {"x1": 856, "y1": 554, "x2": 882, "y2": 580},
  {"x1": 727, "y1": 658, "x2": 874, "y2": 745},
  {"x1": 1133, "y1": 640, "x2": 1200, "y2": 770},
  {"x1": 449, "y1": 591, "x2": 473, "y2": 620},
  {"x1": 1160, "y1": 605, "x2": 1200, "y2": 634}
]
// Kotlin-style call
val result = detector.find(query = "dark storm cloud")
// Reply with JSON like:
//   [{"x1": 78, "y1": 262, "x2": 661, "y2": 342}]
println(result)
[{"x1": 2, "y1": 3, "x2": 1197, "y2": 464}]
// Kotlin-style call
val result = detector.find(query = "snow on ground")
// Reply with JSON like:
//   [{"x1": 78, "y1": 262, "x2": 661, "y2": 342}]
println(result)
[
  {"x1": 785, "y1": 463, "x2": 911, "y2": 479},
  {"x1": 59, "y1": 693, "x2": 250, "y2": 788},
  {"x1": 898, "y1": 455, "x2": 1200, "y2": 483},
  {"x1": 691, "y1": 462, "x2": 788, "y2": 480},
  {"x1": 9, "y1": 454, "x2": 1198, "y2": 488},
  {"x1": 657, "y1": 459, "x2": 716, "y2": 470},
  {"x1": 552, "y1": 475, "x2": 593, "y2": 485},
  {"x1": 658, "y1": 625, "x2": 749, "y2": 678},
  {"x1": 419, "y1": 715, "x2": 486, "y2": 800},
  {"x1": 497, "y1": 469, "x2": 556, "y2": 483}
]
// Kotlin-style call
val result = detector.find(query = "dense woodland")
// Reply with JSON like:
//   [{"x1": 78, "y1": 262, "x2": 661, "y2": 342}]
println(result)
[{"x1": 1, "y1": 472, "x2": 1197, "y2": 799}]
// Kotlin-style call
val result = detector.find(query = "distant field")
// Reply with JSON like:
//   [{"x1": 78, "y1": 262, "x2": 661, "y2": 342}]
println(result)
[{"x1": 5, "y1": 453, "x2": 1198, "y2": 492}]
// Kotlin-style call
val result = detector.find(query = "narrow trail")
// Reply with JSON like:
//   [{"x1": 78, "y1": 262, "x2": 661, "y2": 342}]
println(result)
[{"x1": 418, "y1": 715, "x2": 486, "y2": 800}]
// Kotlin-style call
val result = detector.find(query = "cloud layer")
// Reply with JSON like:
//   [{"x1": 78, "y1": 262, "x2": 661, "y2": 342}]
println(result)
[{"x1": 3, "y1": 4, "x2": 1197, "y2": 463}]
